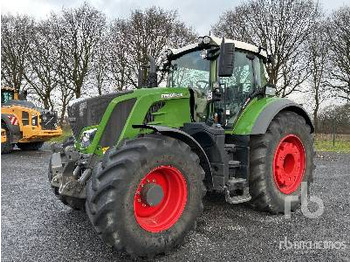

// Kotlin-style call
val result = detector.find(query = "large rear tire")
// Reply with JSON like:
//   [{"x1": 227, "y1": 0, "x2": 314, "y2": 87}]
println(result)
[
  {"x1": 86, "y1": 134, "x2": 206, "y2": 257},
  {"x1": 1, "y1": 123, "x2": 13, "y2": 154},
  {"x1": 17, "y1": 142, "x2": 44, "y2": 151},
  {"x1": 249, "y1": 111, "x2": 314, "y2": 214}
]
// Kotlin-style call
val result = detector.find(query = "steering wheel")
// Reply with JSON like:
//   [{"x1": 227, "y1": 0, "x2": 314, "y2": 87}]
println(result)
[{"x1": 195, "y1": 80, "x2": 210, "y2": 90}]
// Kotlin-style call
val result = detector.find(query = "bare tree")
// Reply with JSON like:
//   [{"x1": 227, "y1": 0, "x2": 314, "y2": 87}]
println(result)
[
  {"x1": 108, "y1": 7, "x2": 197, "y2": 89},
  {"x1": 318, "y1": 104, "x2": 350, "y2": 134},
  {"x1": 307, "y1": 21, "x2": 329, "y2": 132},
  {"x1": 1, "y1": 14, "x2": 35, "y2": 91},
  {"x1": 24, "y1": 20, "x2": 61, "y2": 110},
  {"x1": 91, "y1": 33, "x2": 110, "y2": 95},
  {"x1": 58, "y1": 80, "x2": 75, "y2": 125},
  {"x1": 107, "y1": 19, "x2": 131, "y2": 90},
  {"x1": 50, "y1": 2, "x2": 106, "y2": 98},
  {"x1": 326, "y1": 7, "x2": 350, "y2": 102},
  {"x1": 212, "y1": 0, "x2": 321, "y2": 97}
]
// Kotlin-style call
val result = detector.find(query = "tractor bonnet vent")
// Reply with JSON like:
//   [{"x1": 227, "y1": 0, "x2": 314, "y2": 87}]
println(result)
[{"x1": 143, "y1": 101, "x2": 165, "y2": 124}]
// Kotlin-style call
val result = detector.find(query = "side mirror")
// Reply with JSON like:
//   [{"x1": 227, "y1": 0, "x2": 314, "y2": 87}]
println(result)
[{"x1": 218, "y1": 39, "x2": 235, "y2": 77}]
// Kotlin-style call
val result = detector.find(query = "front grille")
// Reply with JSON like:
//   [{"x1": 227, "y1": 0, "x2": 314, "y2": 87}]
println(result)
[
  {"x1": 67, "y1": 91, "x2": 132, "y2": 139},
  {"x1": 40, "y1": 110, "x2": 58, "y2": 130},
  {"x1": 99, "y1": 98, "x2": 137, "y2": 147}
]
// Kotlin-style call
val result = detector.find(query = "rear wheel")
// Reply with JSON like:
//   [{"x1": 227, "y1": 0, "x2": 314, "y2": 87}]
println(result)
[
  {"x1": 249, "y1": 111, "x2": 314, "y2": 214},
  {"x1": 17, "y1": 142, "x2": 44, "y2": 151},
  {"x1": 1, "y1": 123, "x2": 13, "y2": 154},
  {"x1": 86, "y1": 135, "x2": 206, "y2": 257}
]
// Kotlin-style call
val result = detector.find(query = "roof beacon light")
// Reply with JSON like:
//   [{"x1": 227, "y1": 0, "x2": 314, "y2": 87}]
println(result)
[
  {"x1": 198, "y1": 37, "x2": 204, "y2": 45},
  {"x1": 203, "y1": 36, "x2": 211, "y2": 45}
]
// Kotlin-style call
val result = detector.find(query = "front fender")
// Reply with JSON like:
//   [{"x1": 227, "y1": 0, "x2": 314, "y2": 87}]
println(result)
[{"x1": 134, "y1": 124, "x2": 212, "y2": 187}]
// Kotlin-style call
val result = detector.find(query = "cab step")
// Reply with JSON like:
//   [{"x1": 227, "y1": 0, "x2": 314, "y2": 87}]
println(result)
[
  {"x1": 228, "y1": 160, "x2": 240, "y2": 168},
  {"x1": 224, "y1": 178, "x2": 252, "y2": 204}
]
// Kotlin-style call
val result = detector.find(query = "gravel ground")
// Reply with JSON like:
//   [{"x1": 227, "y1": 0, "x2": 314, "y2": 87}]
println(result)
[{"x1": 1, "y1": 149, "x2": 349, "y2": 261}]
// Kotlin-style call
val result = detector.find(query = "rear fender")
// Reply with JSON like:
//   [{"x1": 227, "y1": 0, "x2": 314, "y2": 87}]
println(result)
[{"x1": 231, "y1": 98, "x2": 314, "y2": 135}]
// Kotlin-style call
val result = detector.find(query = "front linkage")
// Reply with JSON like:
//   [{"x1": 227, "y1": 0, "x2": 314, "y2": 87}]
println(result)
[{"x1": 49, "y1": 141, "x2": 98, "y2": 209}]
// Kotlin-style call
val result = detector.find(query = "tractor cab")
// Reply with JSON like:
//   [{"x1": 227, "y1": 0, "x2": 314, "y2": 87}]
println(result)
[{"x1": 163, "y1": 36, "x2": 271, "y2": 128}]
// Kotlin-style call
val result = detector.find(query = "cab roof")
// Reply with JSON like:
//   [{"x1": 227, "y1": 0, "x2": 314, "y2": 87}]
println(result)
[{"x1": 169, "y1": 35, "x2": 268, "y2": 58}]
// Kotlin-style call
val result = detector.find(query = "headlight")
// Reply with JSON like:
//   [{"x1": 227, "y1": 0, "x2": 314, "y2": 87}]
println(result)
[{"x1": 80, "y1": 128, "x2": 97, "y2": 148}]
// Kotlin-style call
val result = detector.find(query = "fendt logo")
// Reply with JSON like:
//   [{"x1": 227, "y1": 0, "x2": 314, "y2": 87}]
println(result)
[{"x1": 161, "y1": 93, "x2": 183, "y2": 99}]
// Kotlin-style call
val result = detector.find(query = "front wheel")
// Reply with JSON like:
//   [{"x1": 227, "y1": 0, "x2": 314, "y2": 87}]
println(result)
[
  {"x1": 86, "y1": 135, "x2": 206, "y2": 257},
  {"x1": 249, "y1": 111, "x2": 314, "y2": 214},
  {"x1": 1, "y1": 124, "x2": 13, "y2": 154}
]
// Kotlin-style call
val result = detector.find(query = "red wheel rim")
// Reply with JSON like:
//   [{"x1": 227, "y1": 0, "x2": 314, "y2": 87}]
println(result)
[
  {"x1": 273, "y1": 134, "x2": 306, "y2": 194},
  {"x1": 134, "y1": 166, "x2": 187, "y2": 233}
]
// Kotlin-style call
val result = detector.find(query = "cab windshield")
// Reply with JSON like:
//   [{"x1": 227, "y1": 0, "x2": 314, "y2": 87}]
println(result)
[
  {"x1": 1, "y1": 90, "x2": 14, "y2": 104},
  {"x1": 167, "y1": 50, "x2": 210, "y2": 91}
]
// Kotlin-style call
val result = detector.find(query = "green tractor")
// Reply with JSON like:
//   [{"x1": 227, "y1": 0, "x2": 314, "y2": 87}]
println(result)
[{"x1": 49, "y1": 36, "x2": 314, "y2": 257}]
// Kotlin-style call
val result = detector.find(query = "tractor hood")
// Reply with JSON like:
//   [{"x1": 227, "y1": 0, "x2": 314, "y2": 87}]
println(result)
[{"x1": 67, "y1": 91, "x2": 133, "y2": 139}]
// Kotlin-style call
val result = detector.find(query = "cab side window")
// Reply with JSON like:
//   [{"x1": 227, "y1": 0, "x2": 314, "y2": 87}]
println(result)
[{"x1": 220, "y1": 51, "x2": 255, "y2": 126}]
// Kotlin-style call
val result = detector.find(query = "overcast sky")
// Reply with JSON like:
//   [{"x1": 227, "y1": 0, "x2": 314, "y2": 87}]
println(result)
[{"x1": 1, "y1": 0, "x2": 348, "y2": 34}]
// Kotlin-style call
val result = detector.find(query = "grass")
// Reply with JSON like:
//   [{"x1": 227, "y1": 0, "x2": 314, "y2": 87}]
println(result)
[
  {"x1": 49, "y1": 126, "x2": 72, "y2": 143},
  {"x1": 314, "y1": 134, "x2": 350, "y2": 153}
]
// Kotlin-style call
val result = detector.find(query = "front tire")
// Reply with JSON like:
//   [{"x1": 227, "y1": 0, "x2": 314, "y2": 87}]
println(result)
[
  {"x1": 86, "y1": 135, "x2": 206, "y2": 257},
  {"x1": 249, "y1": 111, "x2": 314, "y2": 214},
  {"x1": 1, "y1": 124, "x2": 13, "y2": 154}
]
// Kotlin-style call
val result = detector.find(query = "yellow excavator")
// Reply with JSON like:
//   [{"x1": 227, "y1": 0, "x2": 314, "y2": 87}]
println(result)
[{"x1": 1, "y1": 87, "x2": 62, "y2": 153}]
